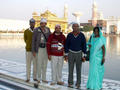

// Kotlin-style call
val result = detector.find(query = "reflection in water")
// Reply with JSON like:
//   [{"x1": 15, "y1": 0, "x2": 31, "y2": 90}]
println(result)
[
  {"x1": 0, "y1": 36, "x2": 25, "y2": 48},
  {"x1": 0, "y1": 36, "x2": 26, "y2": 63},
  {"x1": 106, "y1": 36, "x2": 120, "y2": 55},
  {"x1": 116, "y1": 36, "x2": 120, "y2": 55},
  {"x1": 0, "y1": 35, "x2": 120, "y2": 81}
]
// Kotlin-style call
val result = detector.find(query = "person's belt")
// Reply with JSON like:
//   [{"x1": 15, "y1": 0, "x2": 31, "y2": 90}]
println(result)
[{"x1": 69, "y1": 49, "x2": 82, "y2": 53}]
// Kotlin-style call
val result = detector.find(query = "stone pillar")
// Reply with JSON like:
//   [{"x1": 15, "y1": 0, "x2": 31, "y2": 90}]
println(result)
[
  {"x1": 117, "y1": 21, "x2": 120, "y2": 34},
  {"x1": 92, "y1": 0, "x2": 98, "y2": 27},
  {"x1": 64, "y1": 4, "x2": 68, "y2": 19},
  {"x1": 106, "y1": 22, "x2": 110, "y2": 34},
  {"x1": 72, "y1": 12, "x2": 82, "y2": 25}
]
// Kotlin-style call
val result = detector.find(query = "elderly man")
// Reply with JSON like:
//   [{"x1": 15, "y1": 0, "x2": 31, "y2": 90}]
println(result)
[
  {"x1": 24, "y1": 18, "x2": 37, "y2": 82},
  {"x1": 65, "y1": 23, "x2": 86, "y2": 89},
  {"x1": 32, "y1": 18, "x2": 51, "y2": 83},
  {"x1": 47, "y1": 24, "x2": 66, "y2": 85}
]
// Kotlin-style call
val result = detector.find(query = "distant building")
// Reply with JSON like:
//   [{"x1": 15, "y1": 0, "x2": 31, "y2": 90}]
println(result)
[
  {"x1": 0, "y1": 19, "x2": 29, "y2": 32},
  {"x1": 80, "y1": 23, "x2": 92, "y2": 27},
  {"x1": 32, "y1": 5, "x2": 68, "y2": 32},
  {"x1": 88, "y1": 0, "x2": 120, "y2": 34},
  {"x1": 88, "y1": 20, "x2": 107, "y2": 29},
  {"x1": 91, "y1": 1, "x2": 98, "y2": 27},
  {"x1": 106, "y1": 16, "x2": 120, "y2": 34},
  {"x1": 89, "y1": 0, "x2": 107, "y2": 28}
]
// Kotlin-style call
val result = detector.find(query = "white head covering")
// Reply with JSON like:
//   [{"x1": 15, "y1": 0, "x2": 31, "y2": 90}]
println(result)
[
  {"x1": 40, "y1": 18, "x2": 47, "y2": 23},
  {"x1": 55, "y1": 24, "x2": 61, "y2": 28},
  {"x1": 72, "y1": 22, "x2": 80, "y2": 27}
]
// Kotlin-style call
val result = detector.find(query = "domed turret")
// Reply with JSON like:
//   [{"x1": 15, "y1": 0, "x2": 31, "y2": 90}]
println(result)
[{"x1": 32, "y1": 12, "x2": 38, "y2": 16}]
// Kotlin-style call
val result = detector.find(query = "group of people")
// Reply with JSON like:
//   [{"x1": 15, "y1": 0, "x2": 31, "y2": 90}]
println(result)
[{"x1": 24, "y1": 18, "x2": 106, "y2": 89}]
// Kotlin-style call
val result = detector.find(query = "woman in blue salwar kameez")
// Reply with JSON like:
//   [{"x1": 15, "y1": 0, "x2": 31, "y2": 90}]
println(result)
[{"x1": 87, "y1": 27, "x2": 106, "y2": 90}]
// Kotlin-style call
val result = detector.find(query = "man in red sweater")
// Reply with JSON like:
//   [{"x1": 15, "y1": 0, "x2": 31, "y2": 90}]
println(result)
[{"x1": 47, "y1": 24, "x2": 66, "y2": 85}]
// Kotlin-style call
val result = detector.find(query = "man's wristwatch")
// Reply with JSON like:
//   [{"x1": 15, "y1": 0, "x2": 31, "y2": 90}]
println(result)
[{"x1": 83, "y1": 53, "x2": 87, "y2": 57}]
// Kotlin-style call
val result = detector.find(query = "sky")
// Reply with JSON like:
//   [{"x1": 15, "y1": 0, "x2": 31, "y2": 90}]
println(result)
[{"x1": 0, "y1": 0, "x2": 120, "y2": 23}]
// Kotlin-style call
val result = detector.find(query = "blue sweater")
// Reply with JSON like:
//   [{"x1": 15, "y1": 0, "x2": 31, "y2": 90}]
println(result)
[{"x1": 65, "y1": 32, "x2": 86, "y2": 54}]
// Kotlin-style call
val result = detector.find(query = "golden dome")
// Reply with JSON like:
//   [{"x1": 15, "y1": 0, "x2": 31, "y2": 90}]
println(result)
[{"x1": 32, "y1": 12, "x2": 38, "y2": 16}]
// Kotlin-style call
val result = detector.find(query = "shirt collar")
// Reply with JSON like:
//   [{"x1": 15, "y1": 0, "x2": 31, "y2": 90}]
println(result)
[
  {"x1": 71, "y1": 31, "x2": 80, "y2": 36},
  {"x1": 29, "y1": 28, "x2": 33, "y2": 32}
]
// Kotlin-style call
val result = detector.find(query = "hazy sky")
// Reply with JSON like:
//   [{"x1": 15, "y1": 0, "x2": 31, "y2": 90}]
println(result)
[{"x1": 0, "y1": 0, "x2": 120, "y2": 22}]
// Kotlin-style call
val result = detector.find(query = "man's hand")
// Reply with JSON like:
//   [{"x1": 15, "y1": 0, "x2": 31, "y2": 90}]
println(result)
[
  {"x1": 101, "y1": 58, "x2": 105, "y2": 65},
  {"x1": 33, "y1": 52, "x2": 36, "y2": 57},
  {"x1": 64, "y1": 56, "x2": 68, "y2": 62},
  {"x1": 48, "y1": 55, "x2": 51, "y2": 61},
  {"x1": 82, "y1": 57, "x2": 86, "y2": 62}
]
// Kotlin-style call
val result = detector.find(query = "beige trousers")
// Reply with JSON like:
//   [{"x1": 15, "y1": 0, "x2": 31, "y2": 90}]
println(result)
[
  {"x1": 26, "y1": 51, "x2": 37, "y2": 80},
  {"x1": 51, "y1": 56, "x2": 64, "y2": 83},
  {"x1": 37, "y1": 48, "x2": 48, "y2": 81}
]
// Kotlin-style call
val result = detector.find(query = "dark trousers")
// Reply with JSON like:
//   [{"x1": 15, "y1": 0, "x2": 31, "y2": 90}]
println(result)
[{"x1": 68, "y1": 51, "x2": 82, "y2": 85}]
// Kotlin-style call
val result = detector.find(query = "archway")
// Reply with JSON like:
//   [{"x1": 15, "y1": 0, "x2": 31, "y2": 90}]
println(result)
[
  {"x1": 106, "y1": 19, "x2": 120, "y2": 34},
  {"x1": 109, "y1": 25, "x2": 117, "y2": 34}
]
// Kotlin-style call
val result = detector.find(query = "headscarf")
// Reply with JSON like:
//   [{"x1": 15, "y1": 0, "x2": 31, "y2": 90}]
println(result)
[
  {"x1": 91, "y1": 27, "x2": 106, "y2": 46},
  {"x1": 87, "y1": 27, "x2": 106, "y2": 55}
]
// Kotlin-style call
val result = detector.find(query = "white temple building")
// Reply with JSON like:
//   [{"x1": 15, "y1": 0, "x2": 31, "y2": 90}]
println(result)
[
  {"x1": 90, "y1": 0, "x2": 120, "y2": 34},
  {"x1": 0, "y1": 19, "x2": 29, "y2": 31}
]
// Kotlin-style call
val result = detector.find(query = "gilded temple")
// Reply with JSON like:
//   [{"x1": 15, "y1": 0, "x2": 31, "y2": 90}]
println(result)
[{"x1": 32, "y1": 5, "x2": 68, "y2": 32}]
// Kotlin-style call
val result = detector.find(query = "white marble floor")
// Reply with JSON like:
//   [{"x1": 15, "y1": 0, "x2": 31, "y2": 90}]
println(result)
[{"x1": 0, "y1": 59, "x2": 120, "y2": 90}]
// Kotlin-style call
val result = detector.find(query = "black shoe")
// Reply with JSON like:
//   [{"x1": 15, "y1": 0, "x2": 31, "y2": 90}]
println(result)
[
  {"x1": 34, "y1": 83, "x2": 38, "y2": 88},
  {"x1": 68, "y1": 84, "x2": 73, "y2": 88},
  {"x1": 75, "y1": 83, "x2": 80, "y2": 89},
  {"x1": 26, "y1": 79, "x2": 30, "y2": 82},
  {"x1": 33, "y1": 79, "x2": 38, "y2": 81}
]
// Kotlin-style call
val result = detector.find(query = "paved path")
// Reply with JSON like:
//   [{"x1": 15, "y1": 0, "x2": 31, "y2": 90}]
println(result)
[{"x1": 0, "y1": 59, "x2": 120, "y2": 90}]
